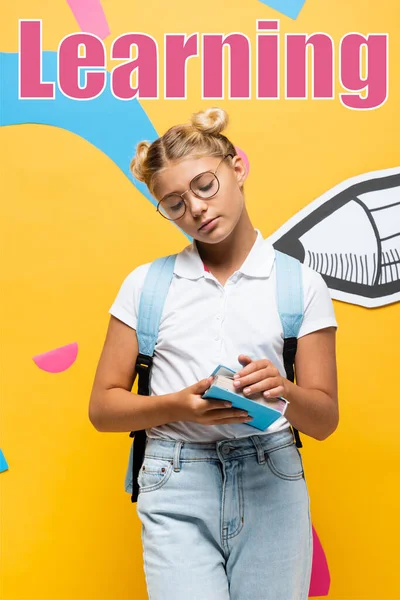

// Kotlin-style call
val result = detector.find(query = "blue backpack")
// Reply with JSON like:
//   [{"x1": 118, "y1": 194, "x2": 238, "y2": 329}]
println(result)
[{"x1": 126, "y1": 249, "x2": 304, "y2": 502}]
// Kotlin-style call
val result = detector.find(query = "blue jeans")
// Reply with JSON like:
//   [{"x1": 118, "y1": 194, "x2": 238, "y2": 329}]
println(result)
[{"x1": 136, "y1": 428, "x2": 312, "y2": 600}]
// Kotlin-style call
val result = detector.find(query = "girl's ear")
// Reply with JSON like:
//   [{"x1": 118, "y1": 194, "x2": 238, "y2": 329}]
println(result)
[{"x1": 231, "y1": 154, "x2": 248, "y2": 187}]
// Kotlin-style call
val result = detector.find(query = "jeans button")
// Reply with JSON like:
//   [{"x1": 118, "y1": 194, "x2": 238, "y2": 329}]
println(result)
[{"x1": 222, "y1": 445, "x2": 231, "y2": 455}]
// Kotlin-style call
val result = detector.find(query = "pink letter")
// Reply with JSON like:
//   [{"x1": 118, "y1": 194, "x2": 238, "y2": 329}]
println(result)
[
  {"x1": 286, "y1": 33, "x2": 334, "y2": 99},
  {"x1": 340, "y1": 33, "x2": 388, "y2": 110},
  {"x1": 165, "y1": 34, "x2": 198, "y2": 99},
  {"x1": 257, "y1": 20, "x2": 279, "y2": 99},
  {"x1": 111, "y1": 33, "x2": 158, "y2": 99},
  {"x1": 19, "y1": 20, "x2": 55, "y2": 99},
  {"x1": 203, "y1": 34, "x2": 250, "y2": 99},
  {"x1": 58, "y1": 33, "x2": 106, "y2": 100}
]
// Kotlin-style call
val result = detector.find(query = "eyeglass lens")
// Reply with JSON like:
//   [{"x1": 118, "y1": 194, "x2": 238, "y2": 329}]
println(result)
[{"x1": 158, "y1": 172, "x2": 219, "y2": 220}]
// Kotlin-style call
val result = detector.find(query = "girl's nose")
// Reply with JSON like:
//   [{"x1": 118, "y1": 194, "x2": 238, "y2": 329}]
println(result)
[{"x1": 185, "y1": 191, "x2": 209, "y2": 218}]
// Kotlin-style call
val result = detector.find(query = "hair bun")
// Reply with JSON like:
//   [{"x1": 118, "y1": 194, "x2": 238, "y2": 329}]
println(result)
[
  {"x1": 190, "y1": 107, "x2": 228, "y2": 135},
  {"x1": 130, "y1": 141, "x2": 151, "y2": 181}
]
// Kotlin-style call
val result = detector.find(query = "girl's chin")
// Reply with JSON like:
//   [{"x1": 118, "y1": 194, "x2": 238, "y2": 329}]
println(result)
[{"x1": 196, "y1": 224, "x2": 237, "y2": 245}]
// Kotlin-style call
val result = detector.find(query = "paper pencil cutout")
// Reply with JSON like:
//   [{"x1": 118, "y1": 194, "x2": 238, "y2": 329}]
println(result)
[{"x1": 269, "y1": 167, "x2": 400, "y2": 308}]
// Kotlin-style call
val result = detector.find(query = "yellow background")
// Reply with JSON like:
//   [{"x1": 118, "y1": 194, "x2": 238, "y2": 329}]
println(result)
[{"x1": 1, "y1": 0, "x2": 400, "y2": 599}]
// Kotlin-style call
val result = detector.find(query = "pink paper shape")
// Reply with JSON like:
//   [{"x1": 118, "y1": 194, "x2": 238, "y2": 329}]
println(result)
[
  {"x1": 309, "y1": 525, "x2": 331, "y2": 597},
  {"x1": 65, "y1": 0, "x2": 110, "y2": 39},
  {"x1": 235, "y1": 146, "x2": 250, "y2": 175},
  {"x1": 33, "y1": 342, "x2": 79, "y2": 373}
]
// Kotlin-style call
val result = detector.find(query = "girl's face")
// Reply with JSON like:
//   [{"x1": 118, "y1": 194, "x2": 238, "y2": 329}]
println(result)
[{"x1": 153, "y1": 154, "x2": 247, "y2": 243}]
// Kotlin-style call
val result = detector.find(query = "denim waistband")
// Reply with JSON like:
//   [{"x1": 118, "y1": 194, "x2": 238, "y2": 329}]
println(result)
[{"x1": 144, "y1": 427, "x2": 296, "y2": 470}]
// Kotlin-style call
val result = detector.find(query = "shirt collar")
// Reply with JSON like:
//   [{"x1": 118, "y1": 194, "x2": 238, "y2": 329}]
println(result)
[{"x1": 174, "y1": 229, "x2": 275, "y2": 280}]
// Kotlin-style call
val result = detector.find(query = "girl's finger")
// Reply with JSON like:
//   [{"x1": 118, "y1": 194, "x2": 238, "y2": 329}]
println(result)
[
  {"x1": 234, "y1": 362, "x2": 258, "y2": 378},
  {"x1": 205, "y1": 408, "x2": 250, "y2": 421},
  {"x1": 235, "y1": 357, "x2": 271, "y2": 378},
  {"x1": 207, "y1": 415, "x2": 253, "y2": 426},
  {"x1": 205, "y1": 400, "x2": 234, "y2": 411},
  {"x1": 233, "y1": 367, "x2": 274, "y2": 388},
  {"x1": 237, "y1": 355, "x2": 253, "y2": 372},
  {"x1": 263, "y1": 386, "x2": 285, "y2": 398},
  {"x1": 238, "y1": 354, "x2": 252, "y2": 364},
  {"x1": 242, "y1": 377, "x2": 282, "y2": 396}
]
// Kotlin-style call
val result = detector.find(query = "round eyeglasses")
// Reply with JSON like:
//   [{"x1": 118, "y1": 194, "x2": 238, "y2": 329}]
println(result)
[{"x1": 156, "y1": 154, "x2": 233, "y2": 221}]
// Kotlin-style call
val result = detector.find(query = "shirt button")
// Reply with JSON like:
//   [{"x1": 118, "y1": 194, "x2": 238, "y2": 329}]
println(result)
[{"x1": 216, "y1": 315, "x2": 221, "y2": 320}]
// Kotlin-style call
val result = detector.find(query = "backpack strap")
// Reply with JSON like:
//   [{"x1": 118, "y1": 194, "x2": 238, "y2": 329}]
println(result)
[
  {"x1": 128, "y1": 254, "x2": 177, "y2": 502},
  {"x1": 274, "y1": 250, "x2": 304, "y2": 449}
]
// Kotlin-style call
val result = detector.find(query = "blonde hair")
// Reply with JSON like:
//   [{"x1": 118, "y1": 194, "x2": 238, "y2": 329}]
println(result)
[{"x1": 130, "y1": 107, "x2": 236, "y2": 194}]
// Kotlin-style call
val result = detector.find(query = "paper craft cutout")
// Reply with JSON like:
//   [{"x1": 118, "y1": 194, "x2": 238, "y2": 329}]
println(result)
[
  {"x1": 0, "y1": 449, "x2": 9, "y2": 473},
  {"x1": 65, "y1": 0, "x2": 110, "y2": 39},
  {"x1": 309, "y1": 526, "x2": 331, "y2": 597},
  {"x1": 1, "y1": 53, "x2": 255, "y2": 245},
  {"x1": 33, "y1": 342, "x2": 78, "y2": 373},
  {"x1": 235, "y1": 146, "x2": 250, "y2": 175},
  {"x1": 0, "y1": 51, "x2": 158, "y2": 208},
  {"x1": 258, "y1": 0, "x2": 307, "y2": 20},
  {"x1": 270, "y1": 167, "x2": 400, "y2": 307}
]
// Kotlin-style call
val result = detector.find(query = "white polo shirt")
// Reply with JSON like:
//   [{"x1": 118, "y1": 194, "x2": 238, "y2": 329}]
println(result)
[{"x1": 109, "y1": 229, "x2": 337, "y2": 442}]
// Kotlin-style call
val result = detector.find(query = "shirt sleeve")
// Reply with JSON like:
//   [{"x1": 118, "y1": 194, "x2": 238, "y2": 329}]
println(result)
[
  {"x1": 108, "y1": 263, "x2": 151, "y2": 330},
  {"x1": 297, "y1": 264, "x2": 338, "y2": 339}
]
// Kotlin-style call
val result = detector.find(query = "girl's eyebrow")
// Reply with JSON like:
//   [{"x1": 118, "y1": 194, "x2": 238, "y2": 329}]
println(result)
[
  {"x1": 156, "y1": 177, "x2": 190, "y2": 200},
  {"x1": 159, "y1": 170, "x2": 202, "y2": 199},
  {"x1": 160, "y1": 187, "x2": 184, "y2": 201},
  {"x1": 158, "y1": 158, "x2": 223, "y2": 200}
]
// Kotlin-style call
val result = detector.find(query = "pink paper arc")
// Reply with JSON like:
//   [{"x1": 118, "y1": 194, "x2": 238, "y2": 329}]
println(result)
[
  {"x1": 33, "y1": 342, "x2": 79, "y2": 373},
  {"x1": 234, "y1": 146, "x2": 250, "y2": 175},
  {"x1": 309, "y1": 526, "x2": 331, "y2": 597},
  {"x1": 65, "y1": 0, "x2": 110, "y2": 40}
]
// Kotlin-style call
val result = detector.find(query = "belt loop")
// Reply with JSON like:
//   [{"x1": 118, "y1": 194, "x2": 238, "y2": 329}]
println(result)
[
  {"x1": 173, "y1": 441, "x2": 183, "y2": 472},
  {"x1": 250, "y1": 436, "x2": 266, "y2": 465},
  {"x1": 290, "y1": 426, "x2": 297, "y2": 445}
]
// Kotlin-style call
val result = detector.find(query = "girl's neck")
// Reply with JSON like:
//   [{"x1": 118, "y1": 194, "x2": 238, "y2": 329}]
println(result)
[{"x1": 196, "y1": 209, "x2": 258, "y2": 273}]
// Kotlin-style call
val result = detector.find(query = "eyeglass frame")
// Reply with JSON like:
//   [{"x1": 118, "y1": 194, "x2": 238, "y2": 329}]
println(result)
[{"x1": 156, "y1": 153, "x2": 234, "y2": 221}]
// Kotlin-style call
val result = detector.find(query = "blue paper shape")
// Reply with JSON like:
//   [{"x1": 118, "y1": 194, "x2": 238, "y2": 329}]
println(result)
[
  {"x1": 0, "y1": 51, "x2": 191, "y2": 240},
  {"x1": 0, "y1": 449, "x2": 9, "y2": 473},
  {"x1": 258, "y1": 0, "x2": 307, "y2": 19}
]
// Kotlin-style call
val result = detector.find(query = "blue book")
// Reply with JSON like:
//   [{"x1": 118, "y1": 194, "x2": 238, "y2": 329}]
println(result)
[{"x1": 202, "y1": 365, "x2": 289, "y2": 431}]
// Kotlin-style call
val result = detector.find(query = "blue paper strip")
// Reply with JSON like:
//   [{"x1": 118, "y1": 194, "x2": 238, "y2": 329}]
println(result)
[
  {"x1": 258, "y1": 0, "x2": 307, "y2": 20},
  {"x1": 0, "y1": 51, "x2": 156, "y2": 201},
  {"x1": 0, "y1": 449, "x2": 9, "y2": 473},
  {"x1": 0, "y1": 51, "x2": 192, "y2": 240}
]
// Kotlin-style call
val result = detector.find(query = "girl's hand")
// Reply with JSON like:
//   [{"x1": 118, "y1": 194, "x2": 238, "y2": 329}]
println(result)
[
  {"x1": 173, "y1": 377, "x2": 253, "y2": 425},
  {"x1": 233, "y1": 355, "x2": 288, "y2": 399}
]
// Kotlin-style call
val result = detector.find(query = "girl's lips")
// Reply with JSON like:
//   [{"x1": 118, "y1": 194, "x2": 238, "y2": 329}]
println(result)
[{"x1": 199, "y1": 217, "x2": 219, "y2": 231}]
